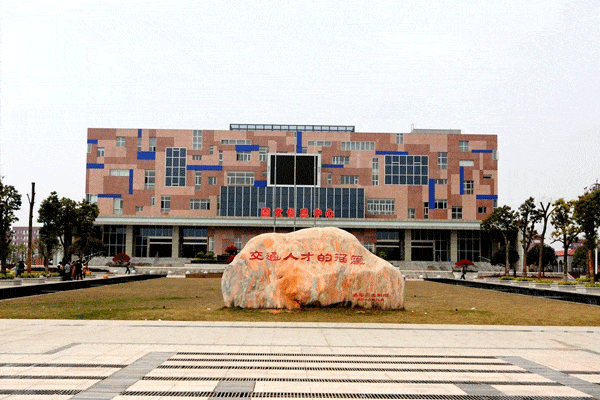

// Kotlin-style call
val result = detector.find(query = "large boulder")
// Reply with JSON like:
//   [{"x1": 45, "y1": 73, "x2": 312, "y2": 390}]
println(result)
[{"x1": 221, "y1": 227, "x2": 404, "y2": 310}]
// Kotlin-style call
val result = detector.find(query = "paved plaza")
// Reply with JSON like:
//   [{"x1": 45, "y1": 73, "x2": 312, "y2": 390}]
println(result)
[{"x1": 0, "y1": 320, "x2": 599, "y2": 399}]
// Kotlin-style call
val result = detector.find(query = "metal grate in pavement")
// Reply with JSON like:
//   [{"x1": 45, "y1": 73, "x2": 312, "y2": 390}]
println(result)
[
  {"x1": 0, "y1": 389, "x2": 81, "y2": 395},
  {"x1": 169, "y1": 358, "x2": 509, "y2": 365},
  {"x1": 142, "y1": 376, "x2": 563, "y2": 386},
  {"x1": 0, "y1": 374, "x2": 106, "y2": 380},
  {"x1": 177, "y1": 352, "x2": 497, "y2": 359},
  {"x1": 560, "y1": 370, "x2": 600, "y2": 375},
  {"x1": 0, "y1": 362, "x2": 127, "y2": 368},
  {"x1": 122, "y1": 391, "x2": 592, "y2": 399},
  {"x1": 157, "y1": 365, "x2": 528, "y2": 373}
]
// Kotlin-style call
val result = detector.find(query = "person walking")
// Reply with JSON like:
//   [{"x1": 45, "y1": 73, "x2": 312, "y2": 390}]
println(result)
[
  {"x1": 460, "y1": 265, "x2": 466, "y2": 280},
  {"x1": 125, "y1": 261, "x2": 131, "y2": 274}
]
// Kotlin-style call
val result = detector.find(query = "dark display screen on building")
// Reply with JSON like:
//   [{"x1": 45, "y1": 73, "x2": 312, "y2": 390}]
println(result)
[{"x1": 268, "y1": 154, "x2": 320, "y2": 186}]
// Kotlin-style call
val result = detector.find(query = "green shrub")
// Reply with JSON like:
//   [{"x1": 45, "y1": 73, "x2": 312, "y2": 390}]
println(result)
[
  {"x1": 500, "y1": 276, "x2": 515, "y2": 280},
  {"x1": 576, "y1": 277, "x2": 591, "y2": 283},
  {"x1": 584, "y1": 282, "x2": 600, "y2": 288},
  {"x1": 21, "y1": 272, "x2": 44, "y2": 279},
  {"x1": 534, "y1": 279, "x2": 554, "y2": 284},
  {"x1": 196, "y1": 251, "x2": 205, "y2": 258},
  {"x1": 0, "y1": 274, "x2": 15, "y2": 280},
  {"x1": 516, "y1": 277, "x2": 534, "y2": 281},
  {"x1": 558, "y1": 281, "x2": 577, "y2": 285}
]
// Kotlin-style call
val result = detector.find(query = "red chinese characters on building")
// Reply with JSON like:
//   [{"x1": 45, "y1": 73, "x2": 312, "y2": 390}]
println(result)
[{"x1": 259, "y1": 207, "x2": 335, "y2": 218}]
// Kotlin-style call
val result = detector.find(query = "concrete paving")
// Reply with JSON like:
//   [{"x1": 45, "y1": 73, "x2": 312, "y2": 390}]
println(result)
[{"x1": 0, "y1": 320, "x2": 599, "y2": 399}]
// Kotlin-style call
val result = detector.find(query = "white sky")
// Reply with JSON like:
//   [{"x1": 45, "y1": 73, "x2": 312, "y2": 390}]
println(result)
[{"x1": 1, "y1": 0, "x2": 599, "y2": 230}]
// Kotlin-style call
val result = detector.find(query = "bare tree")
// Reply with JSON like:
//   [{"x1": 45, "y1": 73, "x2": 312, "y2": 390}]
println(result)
[
  {"x1": 536, "y1": 201, "x2": 554, "y2": 278},
  {"x1": 517, "y1": 197, "x2": 539, "y2": 276},
  {"x1": 551, "y1": 198, "x2": 581, "y2": 280}
]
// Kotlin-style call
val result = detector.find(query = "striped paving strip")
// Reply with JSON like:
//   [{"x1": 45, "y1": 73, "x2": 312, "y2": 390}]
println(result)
[
  {"x1": 142, "y1": 376, "x2": 564, "y2": 386},
  {"x1": 178, "y1": 352, "x2": 498, "y2": 358},
  {"x1": 158, "y1": 365, "x2": 529, "y2": 373},
  {"x1": 0, "y1": 389, "x2": 80, "y2": 396},
  {"x1": 169, "y1": 358, "x2": 510, "y2": 365},
  {"x1": 0, "y1": 362, "x2": 127, "y2": 368},
  {"x1": 121, "y1": 391, "x2": 593, "y2": 399},
  {"x1": 561, "y1": 371, "x2": 600, "y2": 375},
  {"x1": 0, "y1": 374, "x2": 107, "y2": 380}
]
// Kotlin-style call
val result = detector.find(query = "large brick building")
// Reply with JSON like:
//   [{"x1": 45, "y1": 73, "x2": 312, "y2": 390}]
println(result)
[{"x1": 86, "y1": 124, "x2": 497, "y2": 261}]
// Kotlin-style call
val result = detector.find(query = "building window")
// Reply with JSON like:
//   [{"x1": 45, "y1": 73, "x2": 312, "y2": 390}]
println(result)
[
  {"x1": 135, "y1": 206, "x2": 144, "y2": 212},
  {"x1": 160, "y1": 196, "x2": 170, "y2": 212},
  {"x1": 483, "y1": 174, "x2": 492, "y2": 179},
  {"x1": 137, "y1": 137, "x2": 142, "y2": 151},
  {"x1": 149, "y1": 137, "x2": 157, "y2": 152},
  {"x1": 87, "y1": 143, "x2": 92, "y2": 153},
  {"x1": 307, "y1": 140, "x2": 332, "y2": 147},
  {"x1": 219, "y1": 150, "x2": 223, "y2": 166},
  {"x1": 259, "y1": 146, "x2": 269, "y2": 161},
  {"x1": 458, "y1": 230, "x2": 481, "y2": 261},
  {"x1": 102, "y1": 225, "x2": 126, "y2": 257},
  {"x1": 327, "y1": 173, "x2": 332, "y2": 185},
  {"x1": 367, "y1": 199, "x2": 395, "y2": 215},
  {"x1": 227, "y1": 171, "x2": 254, "y2": 186},
  {"x1": 372, "y1": 157, "x2": 379, "y2": 186},
  {"x1": 408, "y1": 208, "x2": 416, "y2": 219},
  {"x1": 192, "y1": 155, "x2": 202, "y2": 161},
  {"x1": 384, "y1": 155, "x2": 429, "y2": 185},
  {"x1": 97, "y1": 147, "x2": 105, "y2": 157},
  {"x1": 434, "y1": 199, "x2": 447, "y2": 209},
  {"x1": 209, "y1": 145, "x2": 215, "y2": 155},
  {"x1": 452, "y1": 206, "x2": 463, "y2": 219},
  {"x1": 236, "y1": 151, "x2": 251, "y2": 161},
  {"x1": 113, "y1": 198, "x2": 123, "y2": 215},
  {"x1": 459, "y1": 160, "x2": 475, "y2": 167},
  {"x1": 208, "y1": 237, "x2": 214, "y2": 252},
  {"x1": 116, "y1": 137, "x2": 126, "y2": 147},
  {"x1": 437, "y1": 152, "x2": 447, "y2": 170},
  {"x1": 492, "y1": 150, "x2": 499, "y2": 160},
  {"x1": 434, "y1": 179, "x2": 448, "y2": 184},
  {"x1": 364, "y1": 243, "x2": 376, "y2": 253},
  {"x1": 190, "y1": 199, "x2": 210, "y2": 210},
  {"x1": 165, "y1": 147, "x2": 187, "y2": 187},
  {"x1": 221, "y1": 139, "x2": 250, "y2": 145},
  {"x1": 110, "y1": 169, "x2": 129, "y2": 176},
  {"x1": 233, "y1": 236, "x2": 242, "y2": 251},
  {"x1": 341, "y1": 175, "x2": 358, "y2": 185},
  {"x1": 144, "y1": 170, "x2": 155, "y2": 190},
  {"x1": 150, "y1": 195, "x2": 155, "y2": 206},
  {"x1": 464, "y1": 180, "x2": 474, "y2": 194},
  {"x1": 208, "y1": 176, "x2": 217, "y2": 185},
  {"x1": 341, "y1": 141, "x2": 375, "y2": 151},
  {"x1": 424, "y1": 202, "x2": 429, "y2": 219},
  {"x1": 193, "y1": 130, "x2": 203, "y2": 150},
  {"x1": 478, "y1": 206, "x2": 487, "y2": 214},
  {"x1": 459, "y1": 140, "x2": 469, "y2": 152},
  {"x1": 195, "y1": 171, "x2": 202, "y2": 190},
  {"x1": 332, "y1": 156, "x2": 350, "y2": 165},
  {"x1": 396, "y1": 133, "x2": 404, "y2": 144},
  {"x1": 86, "y1": 194, "x2": 98, "y2": 204}
]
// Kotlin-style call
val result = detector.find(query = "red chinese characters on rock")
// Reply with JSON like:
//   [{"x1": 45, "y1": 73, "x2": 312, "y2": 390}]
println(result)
[
  {"x1": 247, "y1": 251, "x2": 360, "y2": 264},
  {"x1": 259, "y1": 208, "x2": 334, "y2": 218},
  {"x1": 352, "y1": 292, "x2": 389, "y2": 302}
]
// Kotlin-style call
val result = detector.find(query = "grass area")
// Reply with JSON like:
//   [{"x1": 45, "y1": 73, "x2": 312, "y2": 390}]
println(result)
[{"x1": 0, "y1": 278, "x2": 599, "y2": 325}]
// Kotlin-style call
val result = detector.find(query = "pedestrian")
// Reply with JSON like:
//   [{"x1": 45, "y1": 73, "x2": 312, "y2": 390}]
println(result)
[
  {"x1": 64, "y1": 262, "x2": 72, "y2": 281},
  {"x1": 125, "y1": 261, "x2": 131, "y2": 274},
  {"x1": 74, "y1": 260, "x2": 83, "y2": 280},
  {"x1": 460, "y1": 265, "x2": 466, "y2": 280},
  {"x1": 16, "y1": 260, "x2": 25, "y2": 277}
]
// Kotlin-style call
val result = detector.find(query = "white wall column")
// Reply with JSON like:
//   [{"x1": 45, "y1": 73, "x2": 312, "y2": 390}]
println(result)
[
  {"x1": 172, "y1": 226, "x2": 180, "y2": 258},
  {"x1": 126, "y1": 225, "x2": 133, "y2": 257},
  {"x1": 404, "y1": 229, "x2": 411, "y2": 261},
  {"x1": 450, "y1": 230, "x2": 458, "y2": 262}
]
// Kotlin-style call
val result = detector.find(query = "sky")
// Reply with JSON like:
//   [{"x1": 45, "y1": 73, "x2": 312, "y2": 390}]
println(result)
[{"x1": 1, "y1": 0, "x2": 599, "y2": 231}]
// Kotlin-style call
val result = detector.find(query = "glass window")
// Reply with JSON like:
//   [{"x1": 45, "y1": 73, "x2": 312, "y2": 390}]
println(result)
[
  {"x1": 208, "y1": 176, "x2": 217, "y2": 185},
  {"x1": 434, "y1": 179, "x2": 448, "y2": 184},
  {"x1": 227, "y1": 171, "x2": 254, "y2": 186},
  {"x1": 483, "y1": 174, "x2": 492, "y2": 179},
  {"x1": 193, "y1": 130, "x2": 203, "y2": 150},
  {"x1": 452, "y1": 206, "x2": 463, "y2": 219},
  {"x1": 208, "y1": 237, "x2": 214, "y2": 252},
  {"x1": 408, "y1": 208, "x2": 415, "y2": 219},
  {"x1": 110, "y1": 169, "x2": 129, "y2": 176},
  {"x1": 384, "y1": 155, "x2": 429, "y2": 186},
  {"x1": 165, "y1": 147, "x2": 187, "y2": 187},
  {"x1": 434, "y1": 199, "x2": 447, "y2": 209},
  {"x1": 367, "y1": 199, "x2": 395, "y2": 215},
  {"x1": 396, "y1": 133, "x2": 404, "y2": 144},
  {"x1": 161, "y1": 196, "x2": 170, "y2": 212},
  {"x1": 327, "y1": 173, "x2": 332, "y2": 185},
  {"x1": 307, "y1": 140, "x2": 332, "y2": 147},
  {"x1": 116, "y1": 137, "x2": 126, "y2": 147},
  {"x1": 332, "y1": 156, "x2": 350, "y2": 165},
  {"x1": 340, "y1": 175, "x2": 358, "y2": 185},
  {"x1": 437, "y1": 152, "x2": 447, "y2": 170},
  {"x1": 137, "y1": 137, "x2": 142, "y2": 151},
  {"x1": 219, "y1": 150, "x2": 223, "y2": 166},
  {"x1": 135, "y1": 206, "x2": 143, "y2": 212},
  {"x1": 234, "y1": 236, "x2": 242, "y2": 251},
  {"x1": 492, "y1": 150, "x2": 499, "y2": 160},
  {"x1": 341, "y1": 141, "x2": 375, "y2": 151},
  {"x1": 149, "y1": 137, "x2": 157, "y2": 152},
  {"x1": 195, "y1": 171, "x2": 202, "y2": 190},
  {"x1": 459, "y1": 141, "x2": 469, "y2": 152},
  {"x1": 424, "y1": 202, "x2": 429, "y2": 219},
  {"x1": 458, "y1": 230, "x2": 481, "y2": 261},
  {"x1": 464, "y1": 180, "x2": 474, "y2": 194},
  {"x1": 97, "y1": 147, "x2": 105, "y2": 157},
  {"x1": 192, "y1": 155, "x2": 202, "y2": 161},
  {"x1": 259, "y1": 146, "x2": 269, "y2": 161},
  {"x1": 190, "y1": 199, "x2": 210, "y2": 210},
  {"x1": 236, "y1": 151, "x2": 251, "y2": 161},
  {"x1": 102, "y1": 225, "x2": 126, "y2": 257},
  {"x1": 87, "y1": 143, "x2": 92, "y2": 153},
  {"x1": 86, "y1": 194, "x2": 98, "y2": 204},
  {"x1": 150, "y1": 195, "x2": 155, "y2": 206},
  {"x1": 144, "y1": 170, "x2": 155, "y2": 190},
  {"x1": 478, "y1": 206, "x2": 487, "y2": 214},
  {"x1": 459, "y1": 160, "x2": 475, "y2": 167},
  {"x1": 209, "y1": 145, "x2": 215, "y2": 155},
  {"x1": 372, "y1": 157, "x2": 379, "y2": 186},
  {"x1": 113, "y1": 198, "x2": 123, "y2": 215}
]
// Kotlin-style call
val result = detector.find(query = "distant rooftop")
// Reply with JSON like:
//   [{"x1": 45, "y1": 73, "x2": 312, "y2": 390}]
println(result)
[
  {"x1": 411, "y1": 128, "x2": 461, "y2": 134},
  {"x1": 230, "y1": 124, "x2": 355, "y2": 132}
]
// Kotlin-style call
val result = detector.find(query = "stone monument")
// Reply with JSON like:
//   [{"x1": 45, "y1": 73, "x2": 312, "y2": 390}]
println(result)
[{"x1": 221, "y1": 227, "x2": 404, "y2": 310}]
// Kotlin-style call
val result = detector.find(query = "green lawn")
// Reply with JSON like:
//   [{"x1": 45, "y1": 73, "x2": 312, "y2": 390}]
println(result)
[{"x1": 1, "y1": 278, "x2": 599, "y2": 325}]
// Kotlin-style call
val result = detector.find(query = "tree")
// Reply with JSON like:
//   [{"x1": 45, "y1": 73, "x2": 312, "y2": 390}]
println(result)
[
  {"x1": 527, "y1": 244, "x2": 557, "y2": 273},
  {"x1": 70, "y1": 226, "x2": 104, "y2": 260},
  {"x1": 38, "y1": 224, "x2": 60, "y2": 272},
  {"x1": 535, "y1": 201, "x2": 554, "y2": 278},
  {"x1": 481, "y1": 205, "x2": 518, "y2": 276},
  {"x1": 574, "y1": 189, "x2": 600, "y2": 282},
  {"x1": 551, "y1": 198, "x2": 581, "y2": 280},
  {"x1": 37, "y1": 192, "x2": 100, "y2": 263},
  {"x1": 517, "y1": 197, "x2": 539, "y2": 276},
  {"x1": 0, "y1": 180, "x2": 22, "y2": 275},
  {"x1": 572, "y1": 246, "x2": 587, "y2": 272},
  {"x1": 491, "y1": 246, "x2": 520, "y2": 268}
]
